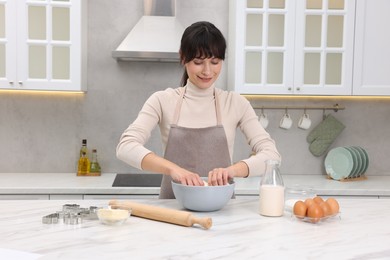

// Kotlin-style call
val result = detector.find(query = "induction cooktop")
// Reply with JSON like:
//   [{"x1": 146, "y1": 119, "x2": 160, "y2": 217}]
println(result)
[{"x1": 112, "y1": 173, "x2": 163, "y2": 187}]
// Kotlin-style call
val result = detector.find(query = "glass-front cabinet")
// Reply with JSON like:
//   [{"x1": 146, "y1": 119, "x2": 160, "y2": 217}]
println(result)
[
  {"x1": 0, "y1": 0, "x2": 16, "y2": 89},
  {"x1": 228, "y1": 0, "x2": 355, "y2": 95},
  {"x1": 0, "y1": 0, "x2": 86, "y2": 91}
]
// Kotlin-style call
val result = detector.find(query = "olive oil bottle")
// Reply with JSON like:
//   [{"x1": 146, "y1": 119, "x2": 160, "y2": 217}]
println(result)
[
  {"x1": 77, "y1": 139, "x2": 90, "y2": 176},
  {"x1": 77, "y1": 151, "x2": 90, "y2": 176},
  {"x1": 89, "y1": 149, "x2": 101, "y2": 176}
]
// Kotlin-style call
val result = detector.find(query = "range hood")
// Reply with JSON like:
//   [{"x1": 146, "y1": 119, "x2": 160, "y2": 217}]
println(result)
[{"x1": 112, "y1": 0, "x2": 184, "y2": 62}]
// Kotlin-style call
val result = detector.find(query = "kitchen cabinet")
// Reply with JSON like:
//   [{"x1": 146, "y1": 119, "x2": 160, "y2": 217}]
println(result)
[
  {"x1": 1, "y1": 173, "x2": 390, "y2": 199},
  {"x1": 0, "y1": 194, "x2": 156, "y2": 200},
  {"x1": 83, "y1": 195, "x2": 159, "y2": 200},
  {"x1": 0, "y1": 194, "x2": 49, "y2": 200},
  {"x1": 352, "y1": 0, "x2": 390, "y2": 95},
  {"x1": 235, "y1": 195, "x2": 257, "y2": 198},
  {"x1": 49, "y1": 194, "x2": 83, "y2": 200},
  {"x1": 0, "y1": 0, "x2": 87, "y2": 91},
  {"x1": 228, "y1": 0, "x2": 355, "y2": 95},
  {"x1": 317, "y1": 195, "x2": 379, "y2": 199}
]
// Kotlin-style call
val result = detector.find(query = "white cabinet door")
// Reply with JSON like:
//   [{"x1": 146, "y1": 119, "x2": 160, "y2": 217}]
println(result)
[
  {"x1": 229, "y1": 0, "x2": 295, "y2": 95},
  {"x1": 353, "y1": 0, "x2": 390, "y2": 95},
  {"x1": 229, "y1": 0, "x2": 355, "y2": 96},
  {"x1": 0, "y1": 0, "x2": 17, "y2": 88},
  {"x1": 294, "y1": 0, "x2": 355, "y2": 95},
  {"x1": 0, "y1": 0, "x2": 86, "y2": 92}
]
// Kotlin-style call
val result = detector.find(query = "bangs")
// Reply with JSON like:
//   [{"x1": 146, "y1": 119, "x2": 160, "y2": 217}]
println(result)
[{"x1": 190, "y1": 35, "x2": 225, "y2": 60}]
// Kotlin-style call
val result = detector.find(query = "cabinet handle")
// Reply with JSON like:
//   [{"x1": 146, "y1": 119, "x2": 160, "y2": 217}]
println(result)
[
  {"x1": 288, "y1": 87, "x2": 292, "y2": 91},
  {"x1": 18, "y1": 81, "x2": 23, "y2": 85},
  {"x1": 296, "y1": 87, "x2": 301, "y2": 91},
  {"x1": 9, "y1": 81, "x2": 14, "y2": 85}
]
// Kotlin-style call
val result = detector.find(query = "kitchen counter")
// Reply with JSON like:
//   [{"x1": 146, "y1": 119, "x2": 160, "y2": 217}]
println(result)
[
  {"x1": 0, "y1": 173, "x2": 390, "y2": 197},
  {"x1": 0, "y1": 198, "x2": 389, "y2": 259}
]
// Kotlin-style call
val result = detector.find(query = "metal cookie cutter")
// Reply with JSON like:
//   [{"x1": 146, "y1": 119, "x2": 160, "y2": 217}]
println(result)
[
  {"x1": 42, "y1": 204, "x2": 101, "y2": 224},
  {"x1": 63, "y1": 212, "x2": 82, "y2": 225},
  {"x1": 42, "y1": 213, "x2": 59, "y2": 224}
]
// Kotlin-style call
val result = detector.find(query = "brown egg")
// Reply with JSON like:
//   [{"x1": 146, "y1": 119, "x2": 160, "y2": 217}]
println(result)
[
  {"x1": 313, "y1": 196, "x2": 324, "y2": 204},
  {"x1": 326, "y1": 198, "x2": 340, "y2": 215},
  {"x1": 307, "y1": 203, "x2": 324, "y2": 223},
  {"x1": 319, "y1": 202, "x2": 332, "y2": 217},
  {"x1": 304, "y1": 198, "x2": 315, "y2": 208},
  {"x1": 293, "y1": 201, "x2": 307, "y2": 218}
]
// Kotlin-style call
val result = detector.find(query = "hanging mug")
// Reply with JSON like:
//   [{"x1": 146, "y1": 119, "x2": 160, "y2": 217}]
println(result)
[
  {"x1": 298, "y1": 110, "x2": 312, "y2": 130},
  {"x1": 279, "y1": 110, "x2": 293, "y2": 130}
]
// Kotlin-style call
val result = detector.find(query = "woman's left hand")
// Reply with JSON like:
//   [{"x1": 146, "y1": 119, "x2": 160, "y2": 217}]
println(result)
[{"x1": 208, "y1": 167, "x2": 234, "y2": 186}]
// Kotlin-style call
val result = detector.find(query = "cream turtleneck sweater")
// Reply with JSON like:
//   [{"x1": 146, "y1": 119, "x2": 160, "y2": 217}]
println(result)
[{"x1": 116, "y1": 81, "x2": 281, "y2": 177}]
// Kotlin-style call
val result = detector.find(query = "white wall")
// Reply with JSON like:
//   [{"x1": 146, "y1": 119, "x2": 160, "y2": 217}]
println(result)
[{"x1": 0, "y1": 0, "x2": 389, "y2": 176}]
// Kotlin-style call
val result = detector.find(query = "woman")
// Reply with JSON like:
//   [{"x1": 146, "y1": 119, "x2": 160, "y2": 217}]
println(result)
[{"x1": 117, "y1": 21, "x2": 281, "y2": 199}]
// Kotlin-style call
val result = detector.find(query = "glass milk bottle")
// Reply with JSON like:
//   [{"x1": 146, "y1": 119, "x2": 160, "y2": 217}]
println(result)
[{"x1": 259, "y1": 160, "x2": 285, "y2": 217}]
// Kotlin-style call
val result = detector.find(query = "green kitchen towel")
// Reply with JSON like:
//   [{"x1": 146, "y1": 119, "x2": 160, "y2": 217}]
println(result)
[{"x1": 307, "y1": 114, "x2": 345, "y2": 157}]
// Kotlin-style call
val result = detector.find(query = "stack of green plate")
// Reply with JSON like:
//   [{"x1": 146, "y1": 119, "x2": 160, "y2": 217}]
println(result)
[{"x1": 324, "y1": 146, "x2": 369, "y2": 180}]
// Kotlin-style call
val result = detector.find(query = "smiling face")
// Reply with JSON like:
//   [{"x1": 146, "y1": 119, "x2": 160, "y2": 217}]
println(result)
[
  {"x1": 179, "y1": 22, "x2": 226, "y2": 87},
  {"x1": 184, "y1": 57, "x2": 223, "y2": 89}
]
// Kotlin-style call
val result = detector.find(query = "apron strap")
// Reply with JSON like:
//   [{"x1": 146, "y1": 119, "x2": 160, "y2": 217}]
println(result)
[
  {"x1": 214, "y1": 90, "x2": 222, "y2": 126},
  {"x1": 172, "y1": 87, "x2": 186, "y2": 125},
  {"x1": 172, "y1": 87, "x2": 222, "y2": 126}
]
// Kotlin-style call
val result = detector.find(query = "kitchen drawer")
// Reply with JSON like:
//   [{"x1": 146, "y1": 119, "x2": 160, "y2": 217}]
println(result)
[
  {"x1": 49, "y1": 194, "x2": 84, "y2": 200},
  {"x1": 83, "y1": 194, "x2": 159, "y2": 200},
  {"x1": 317, "y1": 195, "x2": 379, "y2": 199},
  {"x1": 0, "y1": 194, "x2": 49, "y2": 200}
]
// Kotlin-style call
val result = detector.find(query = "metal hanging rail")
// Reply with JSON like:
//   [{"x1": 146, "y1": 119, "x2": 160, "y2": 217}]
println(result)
[{"x1": 252, "y1": 103, "x2": 345, "y2": 112}]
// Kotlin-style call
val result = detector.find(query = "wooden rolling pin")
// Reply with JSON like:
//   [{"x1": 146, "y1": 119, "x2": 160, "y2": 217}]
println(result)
[{"x1": 109, "y1": 200, "x2": 212, "y2": 230}]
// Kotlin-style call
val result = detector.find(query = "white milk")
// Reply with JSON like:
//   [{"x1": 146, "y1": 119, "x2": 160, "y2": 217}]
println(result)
[{"x1": 259, "y1": 185, "x2": 285, "y2": 217}]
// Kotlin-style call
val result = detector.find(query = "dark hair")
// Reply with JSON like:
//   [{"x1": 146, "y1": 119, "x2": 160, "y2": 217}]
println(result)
[{"x1": 179, "y1": 21, "x2": 226, "y2": 86}]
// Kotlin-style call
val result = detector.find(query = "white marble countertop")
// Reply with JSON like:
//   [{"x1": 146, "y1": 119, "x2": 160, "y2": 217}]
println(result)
[
  {"x1": 0, "y1": 173, "x2": 390, "y2": 197},
  {"x1": 0, "y1": 198, "x2": 389, "y2": 259}
]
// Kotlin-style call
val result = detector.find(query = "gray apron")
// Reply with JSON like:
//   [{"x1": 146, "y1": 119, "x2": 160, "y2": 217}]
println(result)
[{"x1": 159, "y1": 87, "x2": 232, "y2": 199}]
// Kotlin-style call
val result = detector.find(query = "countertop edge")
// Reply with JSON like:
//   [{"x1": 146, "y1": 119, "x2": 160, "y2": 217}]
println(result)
[{"x1": 0, "y1": 173, "x2": 390, "y2": 196}]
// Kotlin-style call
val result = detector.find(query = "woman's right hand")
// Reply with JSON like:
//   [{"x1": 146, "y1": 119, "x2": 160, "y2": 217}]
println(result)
[
  {"x1": 170, "y1": 168, "x2": 204, "y2": 186},
  {"x1": 140, "y1": 153, "x2": 204, "y2": 186}
]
